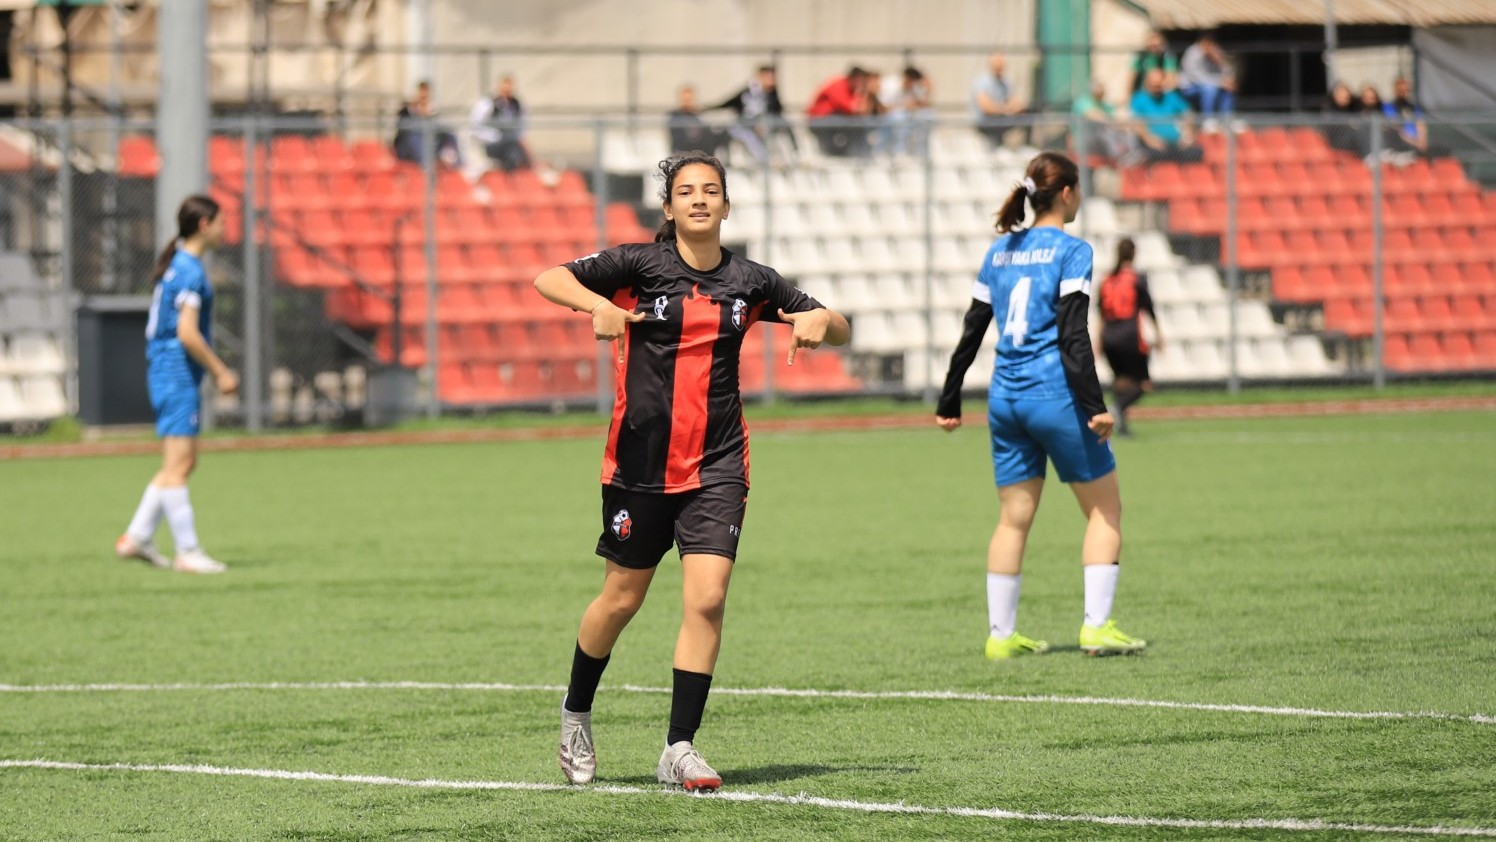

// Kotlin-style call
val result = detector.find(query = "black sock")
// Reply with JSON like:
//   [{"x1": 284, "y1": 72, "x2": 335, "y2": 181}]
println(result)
[
  {"x1": 564, "y1": 642, "x2": 610, "y2": 713},
  {"x1": 666, "y1": 668, "x2": 713, "y2": 746},
  {"x1": 1117, "y1": 383, "x2": 1145, "y2": 413}
]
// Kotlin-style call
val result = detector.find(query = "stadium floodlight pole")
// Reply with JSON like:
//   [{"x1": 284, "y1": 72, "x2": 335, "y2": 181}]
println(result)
[
  {"x1": 103, "y1": 0, "x2": 121, "y2": 292},
  {"x1": 1370, "y1": 115, "x2": 1385, "y2": 390},
  {"x1": 154, "y1": 0, "x2": 209, "y2": 276},
  {"x1": 1225, "y1": 118, "x2": 1241, "y2": 395}
]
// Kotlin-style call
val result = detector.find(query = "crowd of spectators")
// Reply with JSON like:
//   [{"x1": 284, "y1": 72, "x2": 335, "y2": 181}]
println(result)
[{"x1": 387, "y1": 41, "x2": 1432, "y2": 174}]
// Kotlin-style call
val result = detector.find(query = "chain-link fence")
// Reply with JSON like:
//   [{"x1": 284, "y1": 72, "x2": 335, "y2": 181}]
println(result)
[{"x1": 2, "y1": 108, "x2": 1493, "y2": 433}]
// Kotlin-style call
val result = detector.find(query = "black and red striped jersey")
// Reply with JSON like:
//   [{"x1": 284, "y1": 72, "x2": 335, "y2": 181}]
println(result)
[
  {"x1": 1099, "y1": 268, "x2": 1157, "y2": 354},
  {"x1": 564, "y1": 241, "x2": 824, "y2": 493}
]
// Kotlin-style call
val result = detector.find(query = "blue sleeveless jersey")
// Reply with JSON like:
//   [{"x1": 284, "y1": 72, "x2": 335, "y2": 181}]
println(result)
[
  {"x1": 144, "y1": 251, "x2": 213, "y2": 384},
  {"x1": 972, "y1": 227, "x2": 1094, "y2": 401}
]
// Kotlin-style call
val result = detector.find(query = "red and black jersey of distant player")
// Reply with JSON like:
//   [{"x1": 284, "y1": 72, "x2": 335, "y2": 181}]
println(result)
[{"x1": 565, "y1": 241, "x2": 824, "y2": 494}]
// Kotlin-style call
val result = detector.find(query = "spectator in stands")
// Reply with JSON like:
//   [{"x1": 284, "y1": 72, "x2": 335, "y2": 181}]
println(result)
[
  {"x1": 971, "y1": 52, "x2": 1026, "y2": 148},
  {"x1": 1323, "y1": 81, "x2": 1368, "y2": 156},
  {"x1": 1129, "y1": 69, "x2": 1200, "y2": 162},
  {"x1": 470, "y1": 74, "x2": 532, "y2": 172},
  {"x1": 712, "y1": 65, "x2": 797, "y2": 162},
  {"x1": 666, "y1": 84, "x2": 729, "y2": 157},
  {"x1": 1383, "y1": 76, "x2": 1429, "y2": 155},
  {"x1": 806, "y1": 66, "x2": 874, "y2": 157},
  {"x1": 394, "y1": 81, "x2": 461, "y2": 166},
  {"x1": 1129, "y1": 31, "x2": 1178, "y2": 94},
  {"x1": 1178, "y1": 31, "x2": 1238, "y2": 132},
  {"x1": 1098, "y1": 237, "x2": 1162, "y2": 437},
  {"x1": 1073, "y1": 79, "x2": 1137, "y2": 164},
  {"x1": 115, "y1": 195, "x2": 237, "y2": 575},
  {"x1": 877, "y1": 65, "x2": 935, "y2": 157}
]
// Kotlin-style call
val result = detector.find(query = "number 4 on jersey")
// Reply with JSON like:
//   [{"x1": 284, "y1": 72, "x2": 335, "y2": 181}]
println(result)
[{"x1": 1003, "y1": 276, "x2": 1032, "y2": 347}]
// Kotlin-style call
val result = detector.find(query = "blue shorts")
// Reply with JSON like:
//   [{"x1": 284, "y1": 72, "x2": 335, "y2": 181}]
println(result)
[
  {"x1": 988, "y1": 394, "x2": 1115, "y2": 487},
  {"x1": 148, "y1": 378, "x2": 201, "y2": 438}
]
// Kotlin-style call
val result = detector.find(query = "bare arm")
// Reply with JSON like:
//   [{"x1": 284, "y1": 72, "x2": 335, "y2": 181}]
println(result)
[
  {"x1": 776, "y1": 307, "x2": 850, "y2": 366},
  {"x1": 176, "y1": 305, "x2": 238, "y2": 394},
  {"x1": 534, "y1": 265, "x2": 644, "y2": 360}
]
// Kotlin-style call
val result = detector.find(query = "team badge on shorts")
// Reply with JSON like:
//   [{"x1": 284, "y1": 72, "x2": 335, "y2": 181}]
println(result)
[
  {"x1": 611, "y1": 508, "x2": 633, "y2": 540},
  {"x1": 731, "y1": 298, "x2": 747, "y2": 330}
]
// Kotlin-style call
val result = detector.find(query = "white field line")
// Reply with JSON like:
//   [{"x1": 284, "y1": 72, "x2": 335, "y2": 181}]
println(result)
[
  {"x1": 2, "y1": 759, "x2": 1493, "y2": 838},
  {"x1": 1, "y1": 680, "x2": 1492, "y2": 725}
]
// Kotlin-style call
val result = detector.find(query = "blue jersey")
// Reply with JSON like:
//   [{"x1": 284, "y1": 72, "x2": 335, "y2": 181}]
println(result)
[
  {"x1": 972, "y1": 226, "x2": 1093, "y2": 401},
  {"x1": 145, "y1": 250, "x2": 213, "y2": 384}
]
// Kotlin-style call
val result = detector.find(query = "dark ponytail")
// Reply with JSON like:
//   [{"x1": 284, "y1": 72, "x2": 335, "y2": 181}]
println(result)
[
  {"x1": 994, "y1": 151, "x2": 1080, "y2": 234},
  {"x1": 654, "y1": 151, "x2": 729, "y2": 242},
  {"x1": 1111, "y1": 237, "x2": 1136, "y2": 279},
  {"x1": 151, "y1": 194, "x2": 220, "y2": 283}
]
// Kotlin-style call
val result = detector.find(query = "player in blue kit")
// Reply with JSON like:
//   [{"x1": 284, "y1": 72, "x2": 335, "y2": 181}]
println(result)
[
  {"x1": 114, "y1": 195, "x2": 238, "y2": 574},
  {"x1": 936, "y1": 152, "x2": 1146, "y2": 658}
]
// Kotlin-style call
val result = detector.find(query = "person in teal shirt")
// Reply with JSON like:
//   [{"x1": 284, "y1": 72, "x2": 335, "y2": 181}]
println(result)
[
  {"x1": 1128, "y1": 69, "x2": 1198, "y2": 161},
  {"x1": 1074, "y1": 80, "x2": 1136, "y2": 162}
]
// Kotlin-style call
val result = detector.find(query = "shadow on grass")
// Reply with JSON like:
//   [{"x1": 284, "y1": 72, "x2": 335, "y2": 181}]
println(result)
[{"x1": 604, "y1": 762, "x2": 919, "y2": 787}]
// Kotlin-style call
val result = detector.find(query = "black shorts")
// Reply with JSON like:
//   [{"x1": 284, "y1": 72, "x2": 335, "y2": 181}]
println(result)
[
  {"x1": 1103, "y1": 343, "x2": 1151, "y2": 382},
  {"x1": 596, "y1": 482, "x2": 748, "y2": 569}
]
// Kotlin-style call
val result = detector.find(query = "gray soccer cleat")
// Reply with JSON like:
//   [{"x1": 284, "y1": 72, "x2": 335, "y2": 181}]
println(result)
[
  {"x1": 558, "y1": 696, "x2": 596, "y2": 785},
  {"x1": 115, "y1": 534, "x2": 171, "y2": 568},
  {"x1": 656, "y1": 741, "x2": 721, "y2": 792}
]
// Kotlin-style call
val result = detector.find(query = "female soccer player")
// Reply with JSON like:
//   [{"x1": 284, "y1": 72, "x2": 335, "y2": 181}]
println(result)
[
  {"x1": 935, "y1": 152, "x2": 1145, "y2": 659},
  {"x1": 534, "y1": 152, "x2": 850, "y2": 791},
  {"x1": 1098, "y1": 237, "x2": 1163, "y2": 436},
  {"x1": 114, "y1": 195, "x2": 238, "y2": 574}
]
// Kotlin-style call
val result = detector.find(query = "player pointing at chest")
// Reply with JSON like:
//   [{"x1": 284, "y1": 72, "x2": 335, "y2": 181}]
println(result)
[{"x1": 533, "y1": 152, "x2": 850, "y2": 791}]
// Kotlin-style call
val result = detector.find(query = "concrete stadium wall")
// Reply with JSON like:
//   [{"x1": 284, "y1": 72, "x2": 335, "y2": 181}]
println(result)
[{"x1": 420, "y1": 0, "x2": 1037, "y2": 116}]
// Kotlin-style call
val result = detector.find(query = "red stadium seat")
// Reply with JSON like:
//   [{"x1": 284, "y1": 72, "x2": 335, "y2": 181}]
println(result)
[
  {"x1": 1443, "y1": 332, "x2": 1477, "y2": 369},
  {"x1": 118, "y1": 136, "x2": 160, "y2": 177},
  {"x1": 1474, "y1": 331, "x2": 1496, "y2": 367}
]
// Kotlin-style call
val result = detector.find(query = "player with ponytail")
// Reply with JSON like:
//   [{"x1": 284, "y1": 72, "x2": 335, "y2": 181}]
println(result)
[{"x1": 936, "y1": 152, "x2": 1146, "y2": 659}]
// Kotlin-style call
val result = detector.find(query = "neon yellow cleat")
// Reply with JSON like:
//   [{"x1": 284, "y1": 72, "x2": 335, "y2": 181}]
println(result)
[
  {"x1": 1080, "y1": 620, "x2": 1147, "y2": 656},
  {"x1": 985, "y1": 632, "x2": 1050, "y2": 660}
]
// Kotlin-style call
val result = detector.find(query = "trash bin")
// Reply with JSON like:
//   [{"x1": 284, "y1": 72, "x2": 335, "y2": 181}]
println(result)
[
  {"x1": 363, "y1": 364, "x2": 419, "y2": 427},
  {"x1": 76, "y1": 296, "x2": 154, "y2": 426}
]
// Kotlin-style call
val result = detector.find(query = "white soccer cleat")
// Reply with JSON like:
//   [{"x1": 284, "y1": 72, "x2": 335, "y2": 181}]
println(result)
[
  {"x1": 657, "y1": 741, "x2": 721, "y2": 792},
  {"x1": 115, "y1": 534, "x2": 171, "y2": 568},
  {"x1": 172, "y1": 548, "x2": 226, "y2": 575},
  {"x1": 559, "y1": 696, "x2": 596, "y2": 785}
]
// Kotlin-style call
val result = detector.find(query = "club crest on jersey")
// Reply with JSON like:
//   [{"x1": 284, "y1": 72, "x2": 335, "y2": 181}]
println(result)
[
  {"x1": 653, "y1": 295, "x2": 669, "y2": 320},
  {"x1": 611, "y1": 508, "x2": 632, "y2": 540},
  {"x1": 731, "y1": 298, "x2": 747, "y2": 330}
]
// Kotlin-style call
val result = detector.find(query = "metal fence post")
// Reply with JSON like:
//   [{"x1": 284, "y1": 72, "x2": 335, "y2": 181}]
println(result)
[
  {"x1": 243, "y1": 117, "x2": 264, "y2": 431},
  {"x1": 921, "y1": 118, "x2": 936, "y2": 404},
  {"x1": 594, "y1": 117, "x2": 611, "y2": 415},
  {"x1": 59, "y1": 117, "x2": 78, "y2": 414},
  {"x1": 1225, "y1": 121, "x2": 1241, "y2": 395},
  {"x1": 1370, "y1": 117, "x2": 1385, "y2": 390},
  {"x1": 421, "y1": 116, "x2": 439, "y2": 417},
  {"x1": 760, "y1": 142, "x2": 775, "y2": 404}
]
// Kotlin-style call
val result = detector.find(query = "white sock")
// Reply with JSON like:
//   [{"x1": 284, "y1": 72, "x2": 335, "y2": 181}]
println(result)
[
  {"x1": 125, "y1": 484, "x2": 165, "y2": 543},
  {"x1": 1084, "y1": 563, "x2": 1120, "y2": 628},
  {"x1": 986, "y1": 573, "x2": 1021, "y2": 639},
  {"x1": 159, "y1": 486, "x2": 200, "y2": 554}
]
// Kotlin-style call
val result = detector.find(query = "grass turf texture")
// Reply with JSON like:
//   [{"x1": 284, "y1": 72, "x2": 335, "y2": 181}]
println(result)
[{"x1": 1, "y1": 409, "x2": 1493, "y2": 839}]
